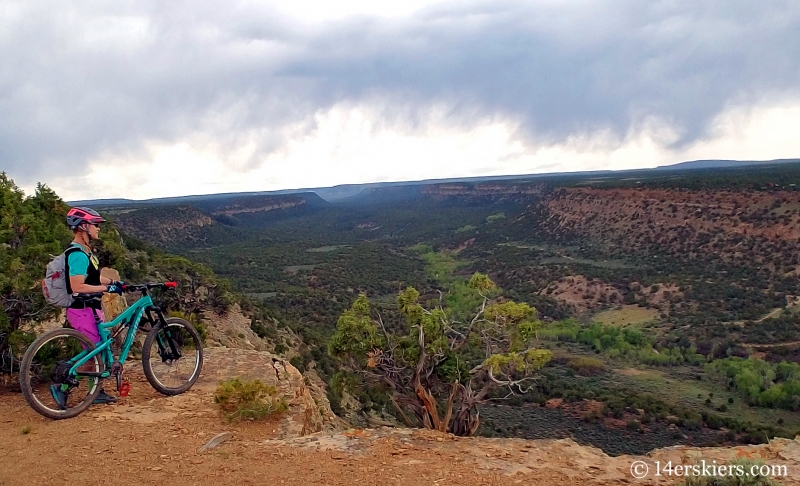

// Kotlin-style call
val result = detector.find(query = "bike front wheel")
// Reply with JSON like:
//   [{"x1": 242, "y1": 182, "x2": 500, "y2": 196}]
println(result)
[
  {"x1": 19, "y1": 328, "x2": 104, "y2": 420},
  {"x1": 142, "y1": 317, "x2": 203, "y2": 395}
]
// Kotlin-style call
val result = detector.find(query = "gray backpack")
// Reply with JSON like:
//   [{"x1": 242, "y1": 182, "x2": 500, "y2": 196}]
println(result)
[{"x1": 42, "y1": 247, "x2": 80, "y2": 308}]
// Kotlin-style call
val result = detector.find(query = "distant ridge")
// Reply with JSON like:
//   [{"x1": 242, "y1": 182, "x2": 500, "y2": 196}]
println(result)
[
  {"x1": 655, "y1": 158, "x2": 800, "y2": 170},
  {"x1": 69, "y1": 158, "x2": 800, "y2": 206}
]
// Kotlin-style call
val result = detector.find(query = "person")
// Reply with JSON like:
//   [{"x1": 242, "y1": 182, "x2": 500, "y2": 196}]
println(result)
[{"x1": 50, "y1": 207, "x2": 125, "y2": 408}]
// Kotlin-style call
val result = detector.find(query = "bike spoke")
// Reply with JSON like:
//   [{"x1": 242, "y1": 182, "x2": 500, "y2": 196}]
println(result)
[{"x1": 144, "y1": 324, "x2": 201, "y2": 391}]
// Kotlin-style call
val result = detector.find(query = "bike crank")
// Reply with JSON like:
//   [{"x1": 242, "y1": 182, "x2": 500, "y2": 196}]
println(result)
[{"x1": 111, "y1": 361, "x2": 131, "y2": 397}]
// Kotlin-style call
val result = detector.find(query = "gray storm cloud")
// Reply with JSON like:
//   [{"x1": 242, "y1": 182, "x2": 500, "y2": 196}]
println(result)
[{"x1": 1, "y1": 0, "x2": 799, "y2": 185}]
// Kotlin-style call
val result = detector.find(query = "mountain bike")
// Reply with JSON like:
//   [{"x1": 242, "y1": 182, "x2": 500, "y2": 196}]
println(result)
[{"x1": 20, "y1": 282, "x2": 204, "y2": 420}]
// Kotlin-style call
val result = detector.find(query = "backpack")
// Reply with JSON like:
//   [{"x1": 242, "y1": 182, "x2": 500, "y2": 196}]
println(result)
[{"x1": 42, "y1": 247, "x2": 80, "y2": 308}]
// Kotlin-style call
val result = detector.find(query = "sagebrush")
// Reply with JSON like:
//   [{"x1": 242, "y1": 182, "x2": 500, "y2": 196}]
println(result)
[{"x1": 213, "y1": 378, "x2": 288, "y2": 422}]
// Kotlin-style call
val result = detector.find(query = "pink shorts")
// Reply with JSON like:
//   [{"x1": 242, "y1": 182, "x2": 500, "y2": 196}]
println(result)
[{"x1": 66, "y1": 308, "x2": 104, "y2": 344}]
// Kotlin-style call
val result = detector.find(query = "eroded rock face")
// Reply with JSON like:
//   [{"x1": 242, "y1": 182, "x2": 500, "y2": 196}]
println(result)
[
  {"x1": 198, "y1": 347, "x2": 342, "y2": 437},
  {"x1": 303, "y1": 368, "x2": 350, "y2": 430},
  {"x1": 262, "y1": 428, "x2": 800, "y2": 485},
  {"x1": 542, "y1": 187, "x2": 800, "y2": 263},
  {"x1": 210, "y1": 197, "x2": 305, "y2": 216},
  {"x1": 201, "y1": 304, "x2": 270, "y2": 351},
  {"x1": 112, "y1": 205, "x2": 216, "y2": 247}
]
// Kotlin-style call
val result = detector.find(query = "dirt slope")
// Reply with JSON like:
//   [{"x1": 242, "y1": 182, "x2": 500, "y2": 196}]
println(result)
[{"x1": 3, "y1": 347, "x2": 800, "y2": 486}]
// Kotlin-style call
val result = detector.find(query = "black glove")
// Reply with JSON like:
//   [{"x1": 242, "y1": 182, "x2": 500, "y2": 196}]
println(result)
[{"x1": 106, "y1": 284, "x2": 124, "y2": 294}]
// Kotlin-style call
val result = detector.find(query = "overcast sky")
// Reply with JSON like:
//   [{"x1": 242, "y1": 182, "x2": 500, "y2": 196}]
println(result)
[{"x1": 2, "y1": 0, "x2": 800, "y2": 200}]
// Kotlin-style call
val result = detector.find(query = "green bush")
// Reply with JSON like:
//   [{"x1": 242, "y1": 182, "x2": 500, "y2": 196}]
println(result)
[
  {"x1": 0, "y1": 176, "x2": 72, "y2": 367},
  {"x1": 486, "y1": 212, "x2": 506, "y2": 223},
  {"x1": 567, "y1": 357, "x2": 607, "y2": 376},
  {"x1": 289, "y1": 355, "x2": 305, "y2": 373},
  {"x1": 273, "y1": 341, "x2": 288, "y2": 355},
  {"x1": 213, "y1": 378, "x2": 288, "y2": 422},
  {"x1": 251, "y1": 318, "x2": 278, "y2": 341},
  {"x1": 707, "y1": 357, "x2": 800, "y2": 410},
  {"x1": 167, "y1": 310, "x2": 207, "y2": 344},
  {"x1": 540, "y1": 319, "x2": 701, "y2": 367}
]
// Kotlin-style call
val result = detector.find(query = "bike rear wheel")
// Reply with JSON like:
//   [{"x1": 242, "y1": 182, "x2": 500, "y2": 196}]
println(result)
[
  {"x1": 142, "y1": 317, "x2": 203, "y2": 395},
  {"x1": 19, "y1": 328, "x2": 104, "y2": 420}
]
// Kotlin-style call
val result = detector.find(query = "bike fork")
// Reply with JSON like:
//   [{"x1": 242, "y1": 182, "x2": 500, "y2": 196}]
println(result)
[{"x1": 148, "y1": 307, "x2": 182, "y2": 362}]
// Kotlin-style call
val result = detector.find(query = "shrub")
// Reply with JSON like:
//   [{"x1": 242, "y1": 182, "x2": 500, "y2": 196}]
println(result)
[
  {"x1": 486, "y1": 212, "x2": 506, "y2": 223},
  {"x1": 251, "y1": 319, "x2": 278, "y2": 340},
  {"x1": 289, "y1": 356, "x2": 306, "y2": 373},
  {"x1": 213, "y1": 378, "x2": 288, "y2": 422},
  {"x1": 567, "y1": 357, "x2": 607, "y2": 376},
  {"x1": 273, "y1": 341, "x2": 288, "y2": 355},
  {"x1": 167, "y1": 310, "x2": 207, "y2": 343}
]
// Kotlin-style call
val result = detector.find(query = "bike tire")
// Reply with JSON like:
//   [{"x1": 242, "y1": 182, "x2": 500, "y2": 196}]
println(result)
[
  {"x1": 19, "y1": 328, "x2": 104, "y2": 420},
  {"x1": 141, "y1": 317, "x2": 203, "y2": 396}
]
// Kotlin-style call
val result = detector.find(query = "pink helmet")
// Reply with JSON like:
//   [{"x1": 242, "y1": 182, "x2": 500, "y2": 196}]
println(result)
[{"x1": 66, "y1": 207, "x2": 106, "y2": 230}]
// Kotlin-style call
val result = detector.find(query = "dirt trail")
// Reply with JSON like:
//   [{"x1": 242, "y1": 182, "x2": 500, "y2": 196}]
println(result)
[
  {"x1": 3, "y1": 348, "x2": 800, "y2": 485},
  {"x1": 0, "y1": 372, "x2": 580, "y2": 486}
]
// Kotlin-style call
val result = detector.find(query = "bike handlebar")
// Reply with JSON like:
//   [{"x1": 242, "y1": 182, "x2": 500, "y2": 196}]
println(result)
[
  {"x1": 72, "y1": 281, "x2": 178, "y2": 300},
  {"x1": 121, "y1": 282, "x2": 178, "y2": 292}
]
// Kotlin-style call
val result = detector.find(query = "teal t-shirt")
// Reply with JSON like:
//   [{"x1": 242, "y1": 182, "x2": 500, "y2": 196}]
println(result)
[{"x1": 67, "y1": 243, "x2": 96, "y2": 277}]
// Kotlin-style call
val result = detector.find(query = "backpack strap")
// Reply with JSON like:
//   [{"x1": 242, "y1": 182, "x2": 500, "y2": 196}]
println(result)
[{"x1": 63, "y1": 246, "x2": 82, "y2": 295}]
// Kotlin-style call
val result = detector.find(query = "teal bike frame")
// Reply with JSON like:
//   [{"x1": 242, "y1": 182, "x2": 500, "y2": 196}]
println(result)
[{"x1": 66, "y1": 292, "x2": 160, "y2": 381}]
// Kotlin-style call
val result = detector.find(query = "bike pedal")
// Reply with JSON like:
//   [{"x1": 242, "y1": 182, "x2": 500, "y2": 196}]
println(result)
[{"x1": 118, "y1": 381, "x2": 131, "y2": 397}]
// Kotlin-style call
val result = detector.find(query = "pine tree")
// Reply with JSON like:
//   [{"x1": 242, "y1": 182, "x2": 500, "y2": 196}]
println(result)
[{"x1": 0, "y1": 174, "x2": 72, "y2": 366}]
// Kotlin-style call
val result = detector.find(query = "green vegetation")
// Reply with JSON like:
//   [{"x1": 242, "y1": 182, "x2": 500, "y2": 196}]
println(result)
[
  {"x1": 592, "y1": 306, "x2": 659, "y2": 327},
  {"x1": 10, "y1": 163, "x2": 800, "y2": 451},
  {"x1": 412, "y1": 246, "x2": 499, "y2": 320},
  {"x1": 0, "y1": 174, "x2": 72, "y2": 363},
  {"x1": 540, "y1": 320, "x2": 705, "y2": 366},
  {"x1": 213, "y1": 378, "x2": 288, "y2": 422},
  {"x1": 107, "y1": 166, "x2": 800, "y2": 447},
  {"x1": 0, "y1": 173, "x2": 237, "y2": 372},
  {"x1": 486, "y1": 212, "x2": 506, "y2": 223},
  {"x1": 707, "y1": 358, "x2": 800, "y2": 410},
  {"x1": 328, "y1": 275, "x2": 551, "y2": 436},
  {"x1": 567, "y1": 357, "x2": 607, "y2": 376},
  {"x1": 167, "y1": 310, "x2": 208, "y2": 343}
]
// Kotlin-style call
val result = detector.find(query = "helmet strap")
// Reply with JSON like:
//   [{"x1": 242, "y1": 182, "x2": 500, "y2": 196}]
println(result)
[{"x1": 77, "y1": 224, "x2": 94, "y2": 244}]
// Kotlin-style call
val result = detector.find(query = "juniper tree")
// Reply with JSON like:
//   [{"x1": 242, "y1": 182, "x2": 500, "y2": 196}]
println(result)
[
  {"x1": 329, "y1": 272, "x2": 552, "y2": 436},
  {"x1": 0, "y1": 174, "x2": 72, "y2": 366}
]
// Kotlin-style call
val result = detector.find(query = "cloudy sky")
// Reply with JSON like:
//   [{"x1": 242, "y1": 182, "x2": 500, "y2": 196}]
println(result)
[{"x1": 2, "y1": 0, "x2": 799, "y2": 201}]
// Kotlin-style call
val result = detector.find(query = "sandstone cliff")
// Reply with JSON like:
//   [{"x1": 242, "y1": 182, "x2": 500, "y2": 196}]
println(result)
[{"x1": 540, "y1": 187, "x2": 800, "y2": 264}]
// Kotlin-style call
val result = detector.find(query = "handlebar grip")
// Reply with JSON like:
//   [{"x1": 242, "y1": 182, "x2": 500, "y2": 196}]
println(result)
[{"x1": 164, "y1": 281, "x2": 177, "y2": 288}]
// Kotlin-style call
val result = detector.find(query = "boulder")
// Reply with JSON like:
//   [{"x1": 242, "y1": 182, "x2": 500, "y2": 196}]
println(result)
[{"x1": 198, "y1": 347, "x2": 342, "y2": 437}]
